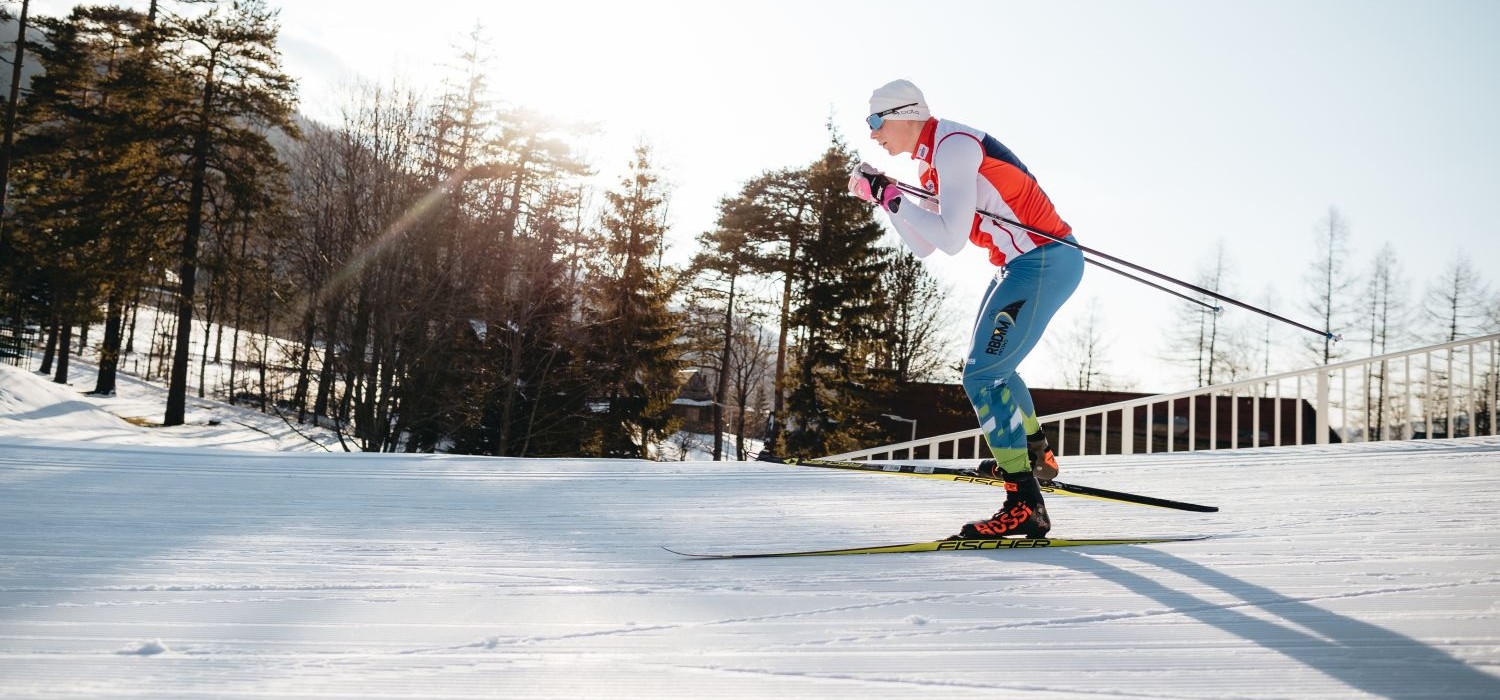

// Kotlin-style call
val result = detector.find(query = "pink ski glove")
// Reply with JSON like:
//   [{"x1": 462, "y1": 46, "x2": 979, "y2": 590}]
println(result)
[{"x1": 847, "y1": 162, "x2": 902, "y2": 212}]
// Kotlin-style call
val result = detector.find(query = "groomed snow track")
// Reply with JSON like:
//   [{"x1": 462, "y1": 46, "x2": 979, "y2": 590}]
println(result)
[{"x1": 2, "y1": 436, "x2": 1498, "y2": 699}]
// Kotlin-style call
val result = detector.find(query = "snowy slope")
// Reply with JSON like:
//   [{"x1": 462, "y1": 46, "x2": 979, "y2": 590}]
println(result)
[
  {"x1": 2, "y1": 371, "x2": 1499, "y2": 698},
  {"x1": 0, "y1": 363, "x2": 343, "y2": 451}
]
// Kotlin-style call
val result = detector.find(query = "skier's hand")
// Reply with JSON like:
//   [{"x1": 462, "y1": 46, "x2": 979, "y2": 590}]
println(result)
[
  {"x1": 848, "y1": 162, "x2": 902, "y2": 212},
  {"x1": 847, "y1": 162, "x2": 883, "y2": 201}
]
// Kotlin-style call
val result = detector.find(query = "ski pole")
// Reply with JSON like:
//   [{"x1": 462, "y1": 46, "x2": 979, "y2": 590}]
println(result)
[
  {"x1": 1086, "y1": 256, "x2": 1223, "y2": 314},
  {"x1": 889, "y1": 180, "x2": 1342, "y2": 342}
]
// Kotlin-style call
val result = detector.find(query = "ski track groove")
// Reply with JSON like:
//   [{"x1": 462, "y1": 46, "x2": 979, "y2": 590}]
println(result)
[
  {"x1": 391, "y1": 593, "x2": 971, "y2": 657},
  {"x1": 638, "y1": 660, "x2": 1231, "y2": 700}
]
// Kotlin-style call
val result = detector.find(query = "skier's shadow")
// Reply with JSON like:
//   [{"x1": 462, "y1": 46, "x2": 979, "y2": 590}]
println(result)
[{"x1": 1056, "y1": 546, "x2": 1500, "y2": 699}]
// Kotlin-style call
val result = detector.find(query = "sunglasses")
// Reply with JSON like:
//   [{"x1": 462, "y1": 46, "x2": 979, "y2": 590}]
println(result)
[{"x1": 866, "y1": 102, "x2": 918, "y2": 131}]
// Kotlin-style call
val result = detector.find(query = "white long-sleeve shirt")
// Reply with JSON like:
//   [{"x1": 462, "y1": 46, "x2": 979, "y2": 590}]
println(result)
[{"x1": 886, "y1": 118, "x2": 1072, "y2": 267}]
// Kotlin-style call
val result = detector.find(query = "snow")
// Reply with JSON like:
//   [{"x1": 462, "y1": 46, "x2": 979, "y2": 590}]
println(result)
[
  {"x1": 113, "y1": 639, "x2": 169, "y2": 657},
  {"x1": 3, "y1": 363, "x2": 1500, "y2": 698},
  {"x1": 0, "y1": 362, "x2": 343, "y2": 451}
]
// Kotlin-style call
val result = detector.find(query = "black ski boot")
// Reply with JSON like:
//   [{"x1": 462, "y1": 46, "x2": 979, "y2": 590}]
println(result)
[
  {"x1": 973, "y1": 458, "x2": 1002, "y2": 479},
  {"x1": 954, "y1": 469, "x2": 1051, "y2": 539},
  {"x1": 973, "y1": 434, "x2": 1059, "y2": 482},
  {"x1": 1028, "y1": 431, "x2": 1060, "y2": 481}
]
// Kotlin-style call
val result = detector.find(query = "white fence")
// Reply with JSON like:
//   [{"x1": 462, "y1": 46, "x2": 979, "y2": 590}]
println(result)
[{"x1": 829, "y1": 333, "x2": 1500, "y2": 462}]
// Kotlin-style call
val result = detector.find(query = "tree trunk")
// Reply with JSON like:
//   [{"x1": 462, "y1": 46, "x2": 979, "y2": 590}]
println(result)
[
  {"x1": 165, "y1": 59, "x2": 217, "y2": 426},
  {"x1": 340, "y1": 290, "x2": 371, "y2": 426},
  {"x1": 39, "y1": 318, "x2": 57, "y2": 375},
  {"x1": 313, "y1": 306, "x2": 338, "y2": 419},
  {"x1": 497, "y1": 327, "x2": 522, "y2": 456},
  {"x1": 53, "y1": 322, "x2": 72, "y2": 384},
  {"x1": 713, "y1": 277, "x2": 735, "y2": 460},
  {"x1": 228, "y1": 224, "x2": 250, "y2": 403},
  {"x1": 92, "y1": 290, "x2": 125, "y2": 396},
  {"x1": 258, "y1": 298, "x2": 270, "y2": 412},
  {"x1": 213, "y1": 306, "x2": 225, "y2": 363},
  {"x1": 198, "y1": 288, "x2": 216, "y2": 399},
  {"x1": 0, "y1": 0, "x2": 30, "y2": 253},
  {"x1": 125, "y1": 287, "x2": 141, "y2": 355},
  {"x1": 735, "y1": 403, "x2": 748, "y2": 461},
  {"x1": 768, "y1": 270, "x2": 792, "y2": 450},
  {"x1": 292, "y1": 309, "x2": 315, "y2": 422}
]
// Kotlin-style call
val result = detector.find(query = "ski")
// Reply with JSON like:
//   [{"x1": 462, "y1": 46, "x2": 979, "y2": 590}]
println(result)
[
  {"x1": 665, "y1": 535, "x2": 1209, "y2": 559},
  {"x1": 758, "y1": 455, "x2": 1218, "y2": 513}
]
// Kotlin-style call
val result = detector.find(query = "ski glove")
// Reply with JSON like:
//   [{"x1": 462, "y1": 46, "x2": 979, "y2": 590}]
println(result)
[{"x1": 848, "y1": 162, "x2": 902, "y2": 212}]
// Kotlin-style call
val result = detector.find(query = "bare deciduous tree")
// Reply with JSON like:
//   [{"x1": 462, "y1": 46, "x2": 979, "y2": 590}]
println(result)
[
  {"x1": 1362, "y1": 243, "x2": 1408, "y2": 438},
  {"x1": 1302, "y1": 207, "x2": 1358, "y2": 365},
  {"x1": 1050, "y1": 295, "x2": 1130, "y2": 391},
  {"x1": 1423, "y1": 251, "x2": 1490, "y2": 343},
  {"x1": 1166, "y1": 242, "x2": 1235, "y2": 387}
]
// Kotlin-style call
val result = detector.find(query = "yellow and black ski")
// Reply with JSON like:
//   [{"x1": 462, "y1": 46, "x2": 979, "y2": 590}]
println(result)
[
  {"x1": 760, "y1": 455, "x2": 1218, "y2": 513},
  {"x1": 665, "y1": 535, "x2": 1209, "y2": 559}
]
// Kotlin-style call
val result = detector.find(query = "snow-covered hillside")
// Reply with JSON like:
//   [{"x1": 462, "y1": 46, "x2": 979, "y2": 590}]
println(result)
[
  {"x1": 2, "y1": 365, "x2": 1499, "y2": 698},
  {"x1": 0, "y1": 361, "x2": 342, "y2": 451}
]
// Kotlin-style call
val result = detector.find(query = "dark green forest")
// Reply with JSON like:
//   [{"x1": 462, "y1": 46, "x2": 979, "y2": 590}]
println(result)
[{"x1": 0, "y1": 1, "x2": 954, "y2": 457}]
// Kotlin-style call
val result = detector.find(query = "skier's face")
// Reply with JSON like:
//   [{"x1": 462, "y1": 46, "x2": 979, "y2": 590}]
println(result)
[{"x1": 870, "y1": 119, "x2": 921, "y2": 157}]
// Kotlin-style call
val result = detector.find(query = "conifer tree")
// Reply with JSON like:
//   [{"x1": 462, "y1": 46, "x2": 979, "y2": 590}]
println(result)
[
  {"x1": 6, "y1": 7, "x2": 175, "y2": 388},
  {"x1": 875, "y1": 249, "x2": 950, "y2": 383},
  {"x1": 781, "y1": 132, "x2": 889, "y2": 456},
  {"x1": 588, "y1": 144, "x2": 682, "y2": 458},
  {"x1": 732, "y1": 166, "x2": 813, "y2": 450},
  {"x1": 158, "y1": 0, "x2": 297, "y2": 426}
]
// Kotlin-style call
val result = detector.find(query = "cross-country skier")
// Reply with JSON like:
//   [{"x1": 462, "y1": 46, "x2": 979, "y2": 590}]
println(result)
[{"x1": 849, "y1": 79, "x2": 1083, "y2": 539}]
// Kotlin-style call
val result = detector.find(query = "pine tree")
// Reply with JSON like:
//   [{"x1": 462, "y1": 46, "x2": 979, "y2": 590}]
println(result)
[
  {"x1": 687, "y1": 225, "x2": 746, "y2": 461},
  {"x1": 478, "y1": 183, "x2": 597, "y2": 458},
  {"x1": 781, "y1": 131, "x2": 889, "y2": 456},
  {"x1": 478, "y1": 105, "x2": 592, "y2": 457},
  {"x1": 587, "y1": 144, "x2": 682, "y2": 458},
  {"x1": 5, "y1": 7, "x2": 175, "y2": 388},
  {"x1": 875, "y1": 249, "x2": 950, "y2": 383},
  {"x1": 158, "y1": 0, "x2": 297, "y2": 426},
  {"x1": 729, "y1": 166, "x2": 813, "y2": 450},
  {"x1": 0, "y1": 0, "x2": 32, "y2": 261}
]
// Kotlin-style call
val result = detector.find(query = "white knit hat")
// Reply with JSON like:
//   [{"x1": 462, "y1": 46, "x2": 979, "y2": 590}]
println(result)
[{"x1": 868, "y1": 79, "x2": 930, "y2": 121}]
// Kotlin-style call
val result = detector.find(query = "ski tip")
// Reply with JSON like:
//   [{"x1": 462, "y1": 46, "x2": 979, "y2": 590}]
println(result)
[{"x1": 662, "y1": 546, "x2": 728, "y2": 558}]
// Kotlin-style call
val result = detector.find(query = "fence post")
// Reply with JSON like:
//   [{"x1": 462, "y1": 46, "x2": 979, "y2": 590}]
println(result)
[{"x1": 1316, "y1": 370, "x2": 1330, "y2": 445}]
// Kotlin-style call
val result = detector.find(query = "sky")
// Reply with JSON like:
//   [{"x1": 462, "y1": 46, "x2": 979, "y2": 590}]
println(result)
[{"x1": 30, "y1": 0, "x2": 1500, "y2": 391}]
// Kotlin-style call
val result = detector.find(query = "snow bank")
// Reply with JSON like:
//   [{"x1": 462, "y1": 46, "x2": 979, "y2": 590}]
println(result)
[
  {"x1": 0, "y1": 364, "x2": 135, "y2": 433},
  {"x1": 0, "y1": 362, "x2": 341, "y2": 451}
]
